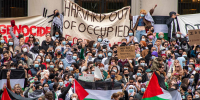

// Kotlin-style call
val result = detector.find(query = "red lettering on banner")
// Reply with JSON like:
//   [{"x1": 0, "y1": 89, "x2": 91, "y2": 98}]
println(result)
[
  {"x1": 40, "y1": 27, "x2": 46, "y2": 36},
  {"x1": 7, "y1": 25, "x2": 11, "y2": 35},
  {"x1": 14, "y1": 25, "x2": 21, "y2": 34},
  {"x1": 0, "y1": 25, "x2": 6, "y2": 34},
  {"x1": 22, "y1": 25, "x2": 30, "y2": 36},
  {"x1": 30, "y1": 26, "x2": 36, "y2": 36},
  {"x1": 37, "y1": 27, "x2": 40, "y2": 36},
  {"x1": 46, "y1": 27, "x2": 51, "y2": 34}
]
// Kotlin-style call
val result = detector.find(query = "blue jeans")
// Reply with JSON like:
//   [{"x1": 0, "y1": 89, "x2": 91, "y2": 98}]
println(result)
[{"x1": 136, "y1": 30, "x2": 146, "y2": 42}]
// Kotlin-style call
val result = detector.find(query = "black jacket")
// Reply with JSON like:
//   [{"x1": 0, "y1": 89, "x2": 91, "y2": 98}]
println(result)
[
  {"x1": 40, "y1": 40, "x2": 54, "y2": 52},
  {"x1": 166, "y1": 17, "x2": 180, "y2": 38}
]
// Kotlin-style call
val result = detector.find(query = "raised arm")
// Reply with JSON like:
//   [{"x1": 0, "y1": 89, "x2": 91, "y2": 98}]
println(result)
[
  {"x1": 7, "y1": 70, "x2": 12, "y2": 91},
  {"x1": 149, "y1": 4, "x2": 157, "y2": 15}
]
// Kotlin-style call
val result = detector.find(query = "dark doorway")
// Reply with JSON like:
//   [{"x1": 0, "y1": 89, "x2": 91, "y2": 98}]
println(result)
[
  {"x1": 75, "y1": 0, "x2": 131, "y2": 13},
  {"x1": 0, "y1": 0, "x2": 28, "y2": 18}
]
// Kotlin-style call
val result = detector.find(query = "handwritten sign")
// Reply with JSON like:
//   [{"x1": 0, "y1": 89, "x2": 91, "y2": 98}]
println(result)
[
  {"x1": 78, "y1": 74, "x2": 94, "y2": 82},
  {"x1": 188, "y1": 29, "x2": 200, "y2": 45},
  {"x1": 117, "y1": 46, "x2": 135, "y2": 59}
]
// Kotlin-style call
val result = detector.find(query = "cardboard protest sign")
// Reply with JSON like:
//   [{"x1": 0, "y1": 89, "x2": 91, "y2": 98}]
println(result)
[
  {"x1": 188, "y1": 29, "x2": 200, "y2": 45},
  {"x1": 78, "y1": 74, "x2": 94, "y2": 82},
  {"x1": 117, "y1": 46, "x2": 135, "y2": 59},
  {"x1": 63, "y1": 0, "x2": 130, "y2": 45}
]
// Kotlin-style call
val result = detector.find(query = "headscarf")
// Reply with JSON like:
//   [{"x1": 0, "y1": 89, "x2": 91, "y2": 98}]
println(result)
[
  {"x1": 66, "y1": 51, "x2": 75, "y2": 63},
  {"x1": 151, "y1": 51, "x2": 158, "y2": 57},
  {"x1": 140, "y1": 41, "x2": 147, "y2": 47}
]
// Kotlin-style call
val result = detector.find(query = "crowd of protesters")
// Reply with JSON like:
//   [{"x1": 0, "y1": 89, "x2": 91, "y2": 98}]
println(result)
[{"x1": 0, "y1": 5, "x2": 198, "y2": 100}]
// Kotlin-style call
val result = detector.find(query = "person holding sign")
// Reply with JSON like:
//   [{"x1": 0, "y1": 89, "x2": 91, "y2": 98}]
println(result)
[{"x1": 130, "y1": 4, "x2": 157, "y2": 42}]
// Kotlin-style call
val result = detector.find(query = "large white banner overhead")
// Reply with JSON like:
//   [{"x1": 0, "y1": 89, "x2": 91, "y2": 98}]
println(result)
[
  {"x1": 63, "y1": 0, "x2": 131, "y2": 44},
  {"x1": 178, "y1": 13, "x2": 200, "y2": 35},
  {"x1": 0, "y1": 15, "x2": 51, "y2": 43}
]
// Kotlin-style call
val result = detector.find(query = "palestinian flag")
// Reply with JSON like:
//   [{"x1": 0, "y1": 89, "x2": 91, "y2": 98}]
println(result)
[
  {"x1": 77, "y1": 80, "x2": 122, "y2": 100},
  {"x1": 142, "y1": 72, "x2": 181, "y2": 100},
  {"x1": 153, "y1": 16, "x2": 170, "y2": 40},
  {"x1": 0, "y1": 69, "x2": 25, "y2": 90},
  {"x1": 1, "y1": 88, "x2": 37, "y2": 100}
]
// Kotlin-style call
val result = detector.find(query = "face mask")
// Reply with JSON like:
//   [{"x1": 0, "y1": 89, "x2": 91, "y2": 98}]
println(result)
[
  {"x1": 113, "y1": 69, "x2": 117, "y2": 73},
  {"x1": 93, "y1": 44, "x2": 97, "y2": 48},
  {"x1": 9, "y1": 42, "x2": 13, "y2": 45},
  {"x1": 34, "y1": 64, "x2": 39, "y2": 68},
  {"x1": 21, "y1": 57, "x2": 25, "y2": 61},
  {"x1": 39, "y1": 53, "x2": 44, "y2": 56},
  {"x1": 195, "y1": 95, "x2": 199, "y2": 98},
  {"x1": 149, "y1": 36, "x2": 153, "y2": 39},
  {"x1": 111, "y1": 75, "x2": 115, "y2": 79},
  {"x1": 176, "y1": 34, "x2": 180, "y2": 38},
  {"x1": 108, "y1": 52, "x2": 112, "y2": 57},
  {"x1": 37, "y1": 59, "x2": 41, "y2": 63},
  {"x1": 92, "y1": 71, "x2": 94, "y2": 74},
  {"x1": 57, "y1": 51, "x2": 61, "y2": 55},
  {"x1": 97, "y1": 38, "x2": 102, "y2": 42},
  {"x1": 10, "y1": 67, "x2": 16, "y2": 69},
  {"x1": 50, "y1": 65, "x2": 54, "y2": 68},
  {"x1": 141, "y1": 38, "x2": 145, "y2": 41},
  {"x1": 140, "y1": 63, "x2": 145, "y2": 66},
  {"x1": 73, "y1": 56, "x2": 77, "y2": 60},
  {"x1": 138, "y1": 79, "x2": 142, "y2": 83},
  {"x1": 23, "y1": 48, "x2": 28, "y2": 52},
  {"x1": 114, "y1": 50, "x2": 117, "y2": 53},
  {"x1": 55, "y1": 12, "x2": 59, "y2": 16},
  {"x1": 59, "y1": 65, "x2": 63, "y2": 68},
  {"x1": 147, "y1": 45, "x2": 153, "y2": 49},
  {"x1": 0, "y1": 40, "x2": 4, "y2": 43},
  {"x1": 189, "y1": 78, "x2": 194, "y2": 84},
  {"x1": 92, "y1": 52, "x2": 96, "y2": 56},
  {"x1": 148, "y1": 73, "x2": 152, "y2": 77},
  {"x1": 59, "y1": 82, "x2": 63, "y2": 86},
  {"x1": 140, "y1": 14, "x2": 145, "y2": 17},
  {"x1": 103, "y1": 49, "x2": 106, "y2": 52},
  {"x1": 69, "y1": 67, "x2": 73, "y2": 71},
  {"x1": 100, "y1": 67, "x2": 104, "y2": 71},
  {"x1": 69, "y1": 41, "x2": 72, "y2": 43},
  {"x1": 198, "y1": 55, "x2": 200, "y2": 58},
  {"x1": 182, "y1": 55, "x2": 187, "y2": 58},
  {"x1": 137, "y1": 73, "x2": 142, "y2": 76},
  {"x1": 124, "y1": 74, "x2": 129, "y2": 77},
  {"x1": 98, "y1": 54, "x2": 103, "y2": 58},
  {"x1": 129, "y1": 33, "x2": 133, "y2": 36},
  {"x1": 141, "y1": 88, "x2": 145, "y2": 92},
  {"x1": 69, "y1": 78, "x2": 72, "y2": 82},
  {"x1": 129, "y1": 89, "x2": 134, "y2": 93},
  {"x1": 190, "y1": 62, "x2": 194, "y2": 64},
  {"x1": 188, "y1": 67, "x2": 192, "y2": 72},
  {"x1": 55, "y1": 35, "x2": 59, "y2": 37},
  {"x1": 72, "y1": 98, "x2": 77, "y2": 100},
  {"x1": 159, "y1": 35, "x2": 164, "y2": 38},
  {"x1": 151, "y1": 29, "x2": 154, "y2": 33},
  {"x1": 196, "y1": 67, "x2": 200, "y2": 71},
  {"x1": 46, "y1": 59, "x2": 50, "y2": 62},
  {"x1": 152, "y1": 56, "x2": 155, "y2": 60},
  {"x1": 43, "y1": 87, "x2": 49, "y2": 91},
  {"x1": 136, "y1": 54, "x2": 140, "y2": 58},
  {"x1": 124, "y1": 68, "x2": 128, "y2": 70},
  {"x1": 62, "y1": 41, "x2": 66, "y2": 45}
]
